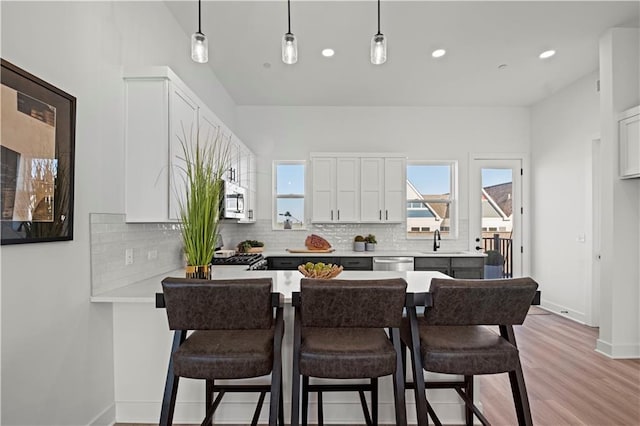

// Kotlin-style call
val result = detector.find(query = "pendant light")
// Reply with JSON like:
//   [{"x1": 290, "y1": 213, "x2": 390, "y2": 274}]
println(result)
[
  {"x1": 282, "y1": 0, "x2": 298, "y2": 64},
  {"x1": 370, "y1": 0, "x2": 387, "y2": 65},
  {"x1": 191, "y1": 0, "x2": 208, "y2": 63}
]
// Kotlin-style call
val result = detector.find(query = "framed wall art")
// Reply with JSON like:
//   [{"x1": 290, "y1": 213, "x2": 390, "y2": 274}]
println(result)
[{"x1": 1, "y1": 59, "x2": 76, "y2": 244}]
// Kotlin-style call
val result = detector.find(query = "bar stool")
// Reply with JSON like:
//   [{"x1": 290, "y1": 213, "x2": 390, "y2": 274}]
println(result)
[
  {"x1": 291, "y1": 278, "x2": 408, "y2": 426},
  {"x1": 402, "y1": 277, "x2": 538, "y2": 426},
  {"x1": 159, "y1": 277, "x2": 284, "y2": 426}
]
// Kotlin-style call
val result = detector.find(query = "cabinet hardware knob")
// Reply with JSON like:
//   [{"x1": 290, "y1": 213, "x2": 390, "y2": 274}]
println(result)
[{"x1": 475, "y1": 246, "x2": 481, "y2": 250}]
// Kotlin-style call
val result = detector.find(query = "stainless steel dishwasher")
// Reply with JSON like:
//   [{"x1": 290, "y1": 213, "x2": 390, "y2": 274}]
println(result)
[{"x1": 372, "y1": 256, "x2": 414, "y2": 271}]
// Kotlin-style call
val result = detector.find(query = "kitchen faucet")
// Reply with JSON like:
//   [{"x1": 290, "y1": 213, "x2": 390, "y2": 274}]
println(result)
[{"x1": 433, "y1": 229, "x2": 441, "y2": 251}]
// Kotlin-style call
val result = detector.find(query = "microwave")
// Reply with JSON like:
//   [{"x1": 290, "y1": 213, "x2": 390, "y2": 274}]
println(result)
[{"x1": 221, "y1": 181, "x2": 246, "y2": 219}]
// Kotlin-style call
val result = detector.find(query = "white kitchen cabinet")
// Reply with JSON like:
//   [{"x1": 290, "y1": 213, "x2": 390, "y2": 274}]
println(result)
[
  {"x1": 360, "y1": 156, "x2": 405, "y2": 223},
  {"x1": 619, "y1": 106, "x2": 640, "y2": 179},
  {"x1": 335, "y1": 157, "x2": 360, "y2": 222},
  {"x1": 311, "y1": 157, "x2": 360, "y2": 223},
  {"x1": 124, "y1": 69, "x2": 198, "y2": 222},
  {"x1": 311, "y1": 154, "x2": 404, "y2": 223},
  {"x1": 311, "y1": 157, "x2": 337, "y2": 222},
  {"x1": 383, "y1": 158, "x2": 405, "y2": 222},
  {"x1": 124, "y1": 67, "x2": 256, "y2": 222}
]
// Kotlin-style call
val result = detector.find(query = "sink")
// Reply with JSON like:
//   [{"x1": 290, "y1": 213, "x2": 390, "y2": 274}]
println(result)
[{"x1": 420, "y1": 251, "x2": 468, "y2": 255}]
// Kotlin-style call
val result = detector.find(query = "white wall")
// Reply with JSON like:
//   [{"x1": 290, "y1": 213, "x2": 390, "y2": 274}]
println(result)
[
  {"x1": 0, "y1": 2, "x2": 236, "y2": 424},
  {"x1": 597, "y1": 27, "x2": 640, "y2": 358},
  {"x1": 530, "y1": 72, "x2": 600, "y2": 324},
  {"x1": 236, "y1": 106, "x2": 530, "y2": 249}
]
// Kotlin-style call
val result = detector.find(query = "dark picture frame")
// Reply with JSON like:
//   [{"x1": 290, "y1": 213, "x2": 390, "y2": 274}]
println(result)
[{"x1": 1, "y1": 59, "x2": 76, "y2": 244}]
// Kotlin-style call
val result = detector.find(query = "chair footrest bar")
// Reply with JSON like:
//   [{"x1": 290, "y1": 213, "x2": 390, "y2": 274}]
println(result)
[
  {"x1": 305, "y1": 383, "x2": 374, "y2": 392},
  {"x1": 211, "y1": 384, "x2": 272, "y2": 392},
  {"x1": 405, "y1": 380, "x2": 466, "y2": 389}
]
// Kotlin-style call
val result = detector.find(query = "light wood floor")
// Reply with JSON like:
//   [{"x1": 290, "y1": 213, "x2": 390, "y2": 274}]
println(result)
[
  {"x1": 118, "y1": 308, "x2": 640, "y2": 425},
  {"x1": 478, "y1": 307, "x2": 640, "y2": 426}
]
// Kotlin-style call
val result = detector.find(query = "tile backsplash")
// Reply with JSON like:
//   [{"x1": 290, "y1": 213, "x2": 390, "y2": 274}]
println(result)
[
  {"x1": 90, "y1": 213, "x2": 183, "y2": 295},
  {"x1": 220, "y1": 219, "x2": 470, "y2": 253},
  {"x1": 90, "y1": 214, "x2": 470, "y2": 295}
]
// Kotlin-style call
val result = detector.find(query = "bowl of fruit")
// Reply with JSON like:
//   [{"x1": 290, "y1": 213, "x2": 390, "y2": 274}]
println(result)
[{"x1": 298, "y1": 262, "x2": 344, "y2": 279}]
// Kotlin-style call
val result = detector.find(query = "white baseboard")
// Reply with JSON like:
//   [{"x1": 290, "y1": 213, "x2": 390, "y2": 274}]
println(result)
[
  {"x1": 539, "y1": 300, "x2": 587, "y2": 324},
  {"x1": 115, "y1": 399, "x2": 470, "y2": 425},
  {"x1": 87, "y1": 403, "x2": 115, "y2": 426},
  {"x1": 596, "y1": 339, "x2": 640, "y2": 359}
]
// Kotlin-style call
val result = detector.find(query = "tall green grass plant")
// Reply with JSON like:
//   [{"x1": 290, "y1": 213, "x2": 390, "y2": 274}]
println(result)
[{"x1": 176, "y1": 124, "x2": 230, "y2": 267}]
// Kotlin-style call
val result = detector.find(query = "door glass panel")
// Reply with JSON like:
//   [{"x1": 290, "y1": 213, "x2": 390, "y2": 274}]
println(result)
[{"x1": 480, "y1": 168, "x2": 513, "y2": 278}]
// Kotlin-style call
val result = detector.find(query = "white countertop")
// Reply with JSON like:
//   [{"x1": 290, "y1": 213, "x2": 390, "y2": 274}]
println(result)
[
  {"x1": 262, "y1": 250, "x2": 485, "y2": 258},
  {"x1": 91, "y1": 269, "x2": 450, "y2": 303}
]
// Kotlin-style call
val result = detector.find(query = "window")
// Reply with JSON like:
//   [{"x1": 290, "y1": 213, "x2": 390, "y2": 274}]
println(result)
[
  {"x1": 406, "y1": 161, "x2": 457, "y2": 238},
  {"x1": 273, "y1": 161, "x2": 305, "y2": 230}
]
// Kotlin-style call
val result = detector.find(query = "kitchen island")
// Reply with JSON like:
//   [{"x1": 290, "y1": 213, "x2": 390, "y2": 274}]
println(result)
[{"x1": 93, "y1": 269, "x2": 482, "y2": 425}]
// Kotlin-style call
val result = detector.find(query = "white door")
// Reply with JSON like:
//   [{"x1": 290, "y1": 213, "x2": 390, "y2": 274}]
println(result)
[
  {"x1": 587, "y1": 138, "x2": 601, "y2": 326},
  {"x1": 469, "y1": 159, "x2": 523, "y2": 278}
]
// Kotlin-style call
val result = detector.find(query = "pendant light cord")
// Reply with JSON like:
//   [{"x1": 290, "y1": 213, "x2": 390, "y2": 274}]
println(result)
[
  {"x1": 198, "y1": 0, "x2": 202, "y2": 34},
  {"x1": 377, "y1": 0, "x2": 381, "y2": 35},
  {"x1": 287, "y1": 0, "x2": 292, "y2": 34}
]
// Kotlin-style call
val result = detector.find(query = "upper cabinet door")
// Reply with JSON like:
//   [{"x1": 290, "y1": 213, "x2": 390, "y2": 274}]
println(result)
[
  {"x1": 311, "y1": 157, "x2": 336, "y2": 222},
  {"x1": 384, "y1": 157, "x2": 405, "y2": 222},
  {"x1": 335, "y1": 157, "x2": 360, "y2": 222},
  {"x1": 360, "y1": 158, "x2": 384, "y2": 222}
]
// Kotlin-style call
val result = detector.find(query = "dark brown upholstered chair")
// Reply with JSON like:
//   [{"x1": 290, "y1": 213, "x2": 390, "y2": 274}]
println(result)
[
  {"x1": 291, "y1": 278, "x2": 408, "y2": 426},
  {"x1": 402, "y1": 277, "x2": 538, "y2": 426},
  {"x1": 159, "y1": 277, "x2": 284, "y2": 426}
]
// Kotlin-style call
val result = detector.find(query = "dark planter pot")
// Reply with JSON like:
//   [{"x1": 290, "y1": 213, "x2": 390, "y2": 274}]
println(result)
[{"x1": 484, "y1": 265, "x2": 503, "y2": 279}]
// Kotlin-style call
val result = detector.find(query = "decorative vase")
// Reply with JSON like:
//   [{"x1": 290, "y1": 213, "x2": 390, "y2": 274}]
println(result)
[
  {"x1": 185, "y1": 264, "x2": 212, "y2": 279},
  {"x1": 365, "y1": 243, "x2": 376, "y2": 251},
  {"x1": 354, "y1": 241, "x2": 365, "y2": 252}
]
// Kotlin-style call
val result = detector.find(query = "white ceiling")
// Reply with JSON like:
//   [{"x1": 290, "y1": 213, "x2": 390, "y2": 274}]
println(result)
[{"x1": 165, "y1": 1, "x2": 639, "y2": 107}]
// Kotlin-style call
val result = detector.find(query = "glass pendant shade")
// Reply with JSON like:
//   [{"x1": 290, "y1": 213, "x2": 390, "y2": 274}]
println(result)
[
  {"x1": 191, "y1": 32, "x2": 208, "y2": 63},
  {"x1": 282, "y1": 33, "x2": 298, "y2": 64},
  {"x1": 371, "y1": 33, "x2": 387, "y2": 65}
]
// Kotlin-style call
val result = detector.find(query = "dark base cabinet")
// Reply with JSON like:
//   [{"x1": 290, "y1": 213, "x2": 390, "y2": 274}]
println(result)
[
  {"x1": 414, "y1": 256, "x2": 484, "y2": 279},
  {"x1": 267, "y1": 256, "x2": 373, "y2": 271}
]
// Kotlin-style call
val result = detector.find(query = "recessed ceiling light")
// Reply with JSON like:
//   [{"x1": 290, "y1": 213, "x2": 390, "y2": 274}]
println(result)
[
  {"x1": 263, "y1": 62, "x2": 271, "y2": 69},
  {"x1": 539, "y1": 50, "x2": 556, "y2": 59},
  {"x1": 432, "y1": 49, "x2": 446, "y2": 58},
  {"x1": 322, "y1": 48, "x2": 335, "y2": 57}
]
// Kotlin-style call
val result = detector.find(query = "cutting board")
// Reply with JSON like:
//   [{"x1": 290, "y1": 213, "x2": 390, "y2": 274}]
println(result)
[{"x1": 286, "y1": 248, "x2": 335, "y2": 253}]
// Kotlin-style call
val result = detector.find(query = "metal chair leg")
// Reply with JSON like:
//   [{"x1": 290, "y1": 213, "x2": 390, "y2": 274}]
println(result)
[
  {"x1": 465, "y1": 375, "x2": 474, "y2": 426},
  {"x1": 302, "y1": 376, "x2": 309, "y2": 426},
  {"x1": 159, "y1": 330, "x2": 186, "y2": 426}
]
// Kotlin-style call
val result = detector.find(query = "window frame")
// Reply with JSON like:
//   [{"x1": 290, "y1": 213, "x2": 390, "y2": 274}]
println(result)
[
  {"x1": 272, "y1": 160, "x2": 306, "y2": 231},
  {"x1": 406, "y1": 160, "x2": 458, "y2": 239}
]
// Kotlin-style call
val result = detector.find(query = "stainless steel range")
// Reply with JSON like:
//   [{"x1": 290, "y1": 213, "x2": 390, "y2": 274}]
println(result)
[{"x1": 211, "y1": 253, "x2": 267, "y2": 270}]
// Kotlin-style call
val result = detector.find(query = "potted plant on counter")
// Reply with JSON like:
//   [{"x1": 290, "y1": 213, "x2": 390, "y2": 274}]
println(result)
[
  {"x1": 365, "y1": 234, "x2": 377, "y2": 251},
  {"x1": 178, "y1": 125, "x2": 230, "y2": 279},
  {"x1": 484, "y1": 250, "x2": 504, "y2": 279},
  {"x1": 353, "y1": 235, "x2": 366, "y2": 252}
]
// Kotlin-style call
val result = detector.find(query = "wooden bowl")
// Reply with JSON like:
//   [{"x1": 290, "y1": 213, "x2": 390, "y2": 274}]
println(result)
[{"x1": 298, "y1": 264, "x2": 343, "y2": 279}]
